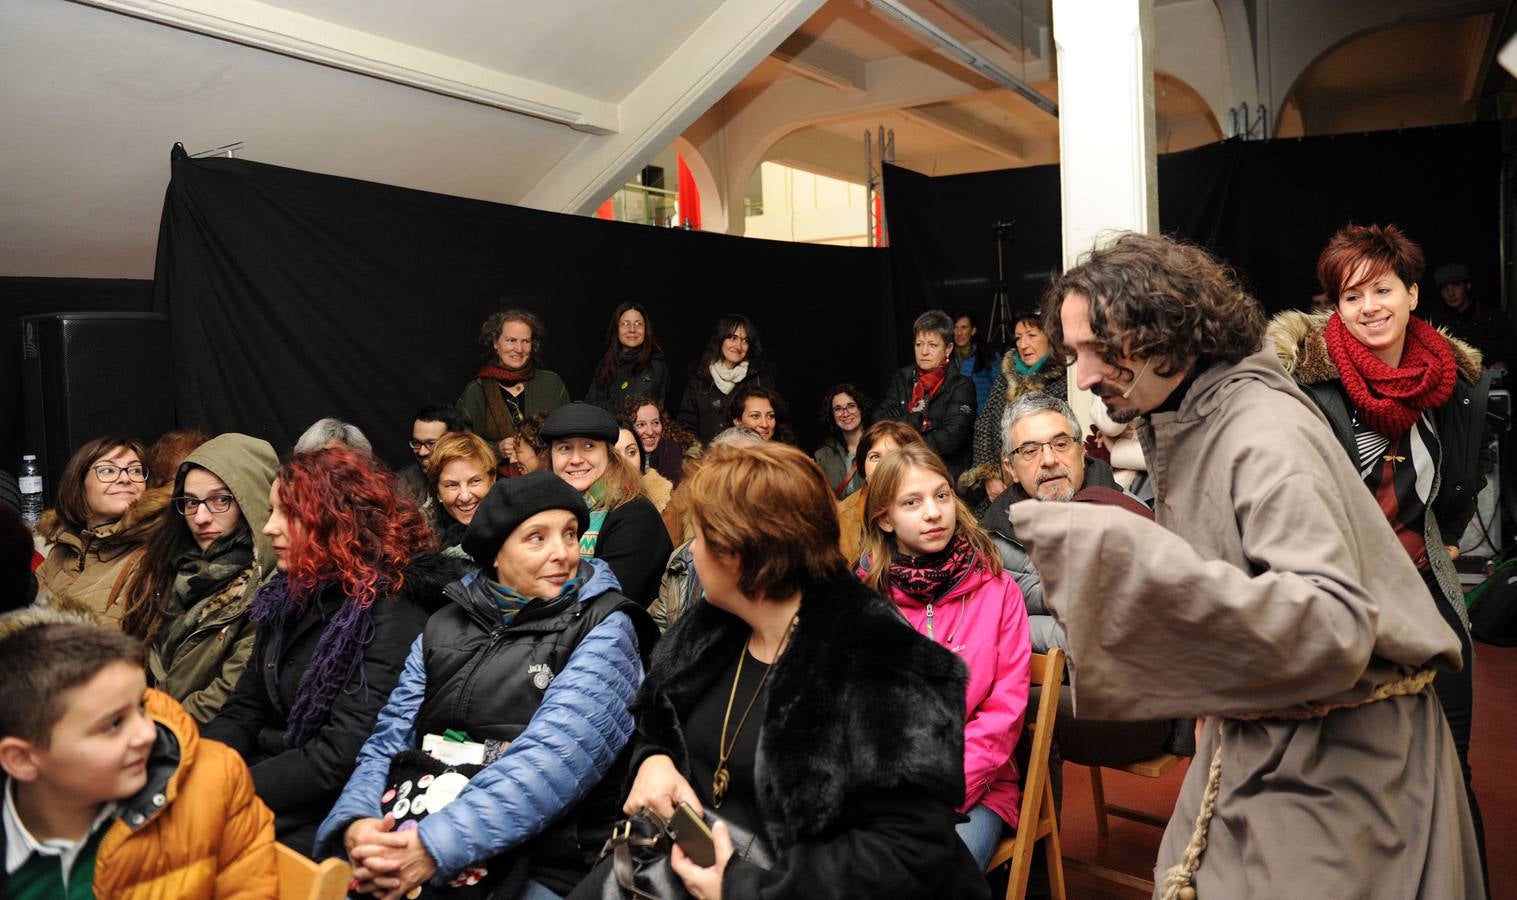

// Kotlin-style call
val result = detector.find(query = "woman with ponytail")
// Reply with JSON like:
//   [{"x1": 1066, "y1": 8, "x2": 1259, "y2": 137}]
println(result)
[
  {"x1": 204, "y1": 446, "x2": 467, "y2": 856},
  {"x1": 857, "y1": 442, "x2": 1030, "y2": 871},
  {"x1": 1268, "y1": 223, "x2": 1493, "y2": 888}
]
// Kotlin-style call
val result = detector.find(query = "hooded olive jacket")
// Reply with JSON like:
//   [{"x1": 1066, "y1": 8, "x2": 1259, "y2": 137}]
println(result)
[
  {"x1": 35, "y1": 490, "x2": 168, "y2": 627},
  {"x1": 1011, "y1": 347, "x2": 1482, "y2": 897},
  {"x1": 145, "y1": 434, "x2": 279, "y2": 724}
]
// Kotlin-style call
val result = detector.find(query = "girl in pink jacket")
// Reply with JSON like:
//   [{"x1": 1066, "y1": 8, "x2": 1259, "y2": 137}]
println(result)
[{"x1": 858, "y1": 443, "x2": 1032, "y2": 869}]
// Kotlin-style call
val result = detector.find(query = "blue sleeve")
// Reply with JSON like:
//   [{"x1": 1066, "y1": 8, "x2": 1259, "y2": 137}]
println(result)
[
  {"x1": 417, "y1": 612, "x2": 646, "y2": 880},
  {"x1": 313, "y1": 635, "x2": 428, "y2": 859}
]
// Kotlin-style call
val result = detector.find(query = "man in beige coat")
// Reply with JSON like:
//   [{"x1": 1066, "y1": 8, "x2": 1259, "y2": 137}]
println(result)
[{"x1": 1013, "y1": 232, "x2": 1482, "y2": 898}]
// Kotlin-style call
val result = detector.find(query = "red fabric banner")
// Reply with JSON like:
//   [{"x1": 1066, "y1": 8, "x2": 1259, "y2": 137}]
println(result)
[{"x1": 677, "y1": 155, "x2": 702, "y2": 230}]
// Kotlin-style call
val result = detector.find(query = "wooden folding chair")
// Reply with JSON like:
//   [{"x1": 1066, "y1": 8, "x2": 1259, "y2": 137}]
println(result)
[
  {"x1": 276, "y1": 842, "x2": 351, "y2": 900},
  {"x1": 1063, "y1": 752, "x2": 1188, "y2": 892},
  {"x1": 985, "y1": 648, "x2": 1067, "y2": 900}
]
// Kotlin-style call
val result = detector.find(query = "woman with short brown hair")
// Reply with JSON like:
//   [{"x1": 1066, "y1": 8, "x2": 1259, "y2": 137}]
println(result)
[
  {"x1": 622, "y1": 442, "x2": 986, "y2": 899},
  {"x1": 457, "y1": 308, "x2": 571, "y2": 463},
  {"x1": 426, "y1": 432, "x2": 498, "y2": 552}
]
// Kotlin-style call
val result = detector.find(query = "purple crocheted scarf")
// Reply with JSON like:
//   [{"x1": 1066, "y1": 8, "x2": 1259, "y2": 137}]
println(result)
[{"x1": 250, "y1": 573, "x2": 380, "y2": 750}]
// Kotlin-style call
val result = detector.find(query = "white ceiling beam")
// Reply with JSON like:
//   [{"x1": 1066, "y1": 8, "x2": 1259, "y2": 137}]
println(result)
[
  {"x1": 898, "y1": 103, "x2": 1025, "y2": 162},
  {"x1": 771, "y1": 33, "x2": 868, "y2": 94},
  {"x1": 68, "y1": 0, "x2": 620, "y2": 134},
  {"x1": 521, "y1": 0, "x2": 828, "y2": 215}
]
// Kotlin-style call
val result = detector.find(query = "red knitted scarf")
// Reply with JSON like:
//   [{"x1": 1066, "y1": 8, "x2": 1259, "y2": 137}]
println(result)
[
  {"x1": 910, "y1": 364, "x2": 949, "y2": 414},
  {"x1": 474, "y1": 363, "x2": 533, "y2": 383},
  {"x1": 1322, "y1": 313, "x2": 1456, "y2": 437}
]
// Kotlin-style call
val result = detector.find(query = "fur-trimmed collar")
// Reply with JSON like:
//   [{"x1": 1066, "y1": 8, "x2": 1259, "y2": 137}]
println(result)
[
  {"x1": 37, "y1": 484, "x2": 172, "y2": 552},
  {"x1": 632, "y1": 574, "x2": 967, "y2": 849},
  {"x1": 1267, "y1": 309, "x2": 1484, "y2": 386}
]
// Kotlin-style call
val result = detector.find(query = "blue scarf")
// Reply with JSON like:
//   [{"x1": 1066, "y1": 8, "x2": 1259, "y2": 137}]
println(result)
[
  {"x1": 1013, "y1": 353, "x2": 1050, "y2": 378},
  {"x1": 488, "y1": 573, "x2": 583, "y2": 625}
]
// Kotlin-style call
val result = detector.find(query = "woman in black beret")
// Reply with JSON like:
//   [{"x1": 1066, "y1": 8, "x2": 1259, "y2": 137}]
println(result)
[{"x1": 539, "y1": 403, "x2": 673, "y2": 607}]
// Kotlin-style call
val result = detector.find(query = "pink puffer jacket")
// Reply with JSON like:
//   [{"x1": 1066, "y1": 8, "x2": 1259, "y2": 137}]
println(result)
[{"x1": 887, "y1": 563, "x2": 1031, "y2": 828}]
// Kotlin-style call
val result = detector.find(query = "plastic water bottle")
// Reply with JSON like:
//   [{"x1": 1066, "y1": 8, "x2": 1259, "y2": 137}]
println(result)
[{"x1": 19, "y1": 455, "x2": 44, "y2": 527}]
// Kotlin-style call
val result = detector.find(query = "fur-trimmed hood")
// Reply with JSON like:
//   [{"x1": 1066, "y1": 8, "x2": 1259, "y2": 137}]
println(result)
[
  {"x1": 38, "y1": 482, "x2": 172, "y2": 555},
  {"x1": 1267, "y1": 309, "x2": 1484, "y2": 386}
]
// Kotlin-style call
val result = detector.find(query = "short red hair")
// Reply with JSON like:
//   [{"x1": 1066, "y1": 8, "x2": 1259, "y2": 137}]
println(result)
[
  {"x1": 1317, "y1": 223, "x2": 1424, "y2": 305},
  {"x1": 276, "y1": 447, "x2": 436, "y2": 608}
]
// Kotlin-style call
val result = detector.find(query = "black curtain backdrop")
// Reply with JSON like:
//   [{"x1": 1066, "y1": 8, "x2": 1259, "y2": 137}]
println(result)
[
  {"x1": 153, "y1": 149, "x2": 896, "y2": 467},
  {"x1": 885, "y1": 122, "x2": 1502, "y2": 343},
  {"x1": 0, "y1": 277, "x2": 154, "y2": 472}
]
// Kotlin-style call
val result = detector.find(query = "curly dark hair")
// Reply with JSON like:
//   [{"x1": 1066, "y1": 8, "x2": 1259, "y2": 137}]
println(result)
[
  {"x1": 726, "y1": 385, "x2": 796, "y2": 446},
  {"x1": 477, "y1": 308, "x2": 546, "y2": 369},
  {"x1": 818, "y1": 383, "x2": 873, "y2": 442},
  {"x1": 1041, "y1": 232, "x2": 1264, "y2": 379},
  {"x1": 618, "y1": 394, "x2": 699, "y2": 452}
]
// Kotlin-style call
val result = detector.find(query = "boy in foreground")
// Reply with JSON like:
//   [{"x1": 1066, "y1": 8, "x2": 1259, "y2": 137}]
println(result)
[{"x1": 0, "y1": 608, "x2": 277, "y2": 898}]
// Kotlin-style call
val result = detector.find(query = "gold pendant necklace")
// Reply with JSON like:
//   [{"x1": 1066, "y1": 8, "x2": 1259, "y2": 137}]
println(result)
[{"x1": 712, "y1": 614, "x2": 796, "y2": 808}]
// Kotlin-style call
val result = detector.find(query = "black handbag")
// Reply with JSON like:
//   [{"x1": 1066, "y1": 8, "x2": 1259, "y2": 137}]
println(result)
[{"x1": 566, "y1": 808, "x2": 773, "y2": 900}]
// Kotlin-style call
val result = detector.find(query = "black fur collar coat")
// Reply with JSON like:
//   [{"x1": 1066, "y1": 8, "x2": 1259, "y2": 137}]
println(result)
[{"x1": 627, "y1": 573, "x2": 989, "y2": 898}]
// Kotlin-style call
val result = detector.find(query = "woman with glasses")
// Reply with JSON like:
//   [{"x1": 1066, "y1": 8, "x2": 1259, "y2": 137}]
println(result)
[
  {"x1": 677, "y1": 314, "x2": 777, "y2": 442},
  {"x1": 620, "y1": 394, "x2": 699, "y2": 487},
  {"x1": 586, "y1": 302, "x2": 671, "y2": 413},
  {"x1": 813, "y1": 383, "x2": 872, "y2": 500},
  {"x1": 458, "y1": 308, "x2": 571, "y2": 467},
  {"x1": 116, "y1": 433, "x2": 278, "y2": 724},
  {"x1": 35, "y1": 435, "x2": 154, "y2": 625}
]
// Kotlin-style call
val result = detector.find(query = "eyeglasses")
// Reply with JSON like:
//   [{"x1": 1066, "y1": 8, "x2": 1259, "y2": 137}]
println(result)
[
  {"x1": 619, "y1": 320, "x2": 646, "y2": 330},
  {"x1": 1008, "y1": 434, "x2": 1078, "y2": 462},
  {"x1": 408, "y1": 439, "x2": 439, "y2": 451},
  {"x1": 832, "y1": 402, "x2": 859, "y2": 414},
  {"x1": 92, "y1": 464, "x2": 147, "y2": 484},
  {"x1": 173, "y1": 494, "x2": 235, "y2": 515}
]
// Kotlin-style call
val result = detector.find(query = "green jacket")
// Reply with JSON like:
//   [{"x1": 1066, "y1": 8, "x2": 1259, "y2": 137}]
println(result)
[
  {"x1": 147, "y1": 433, "x2": 278, "y2": 724},
  {"x1": 458, "y1": 369, "x2": 571, "y2": 446}
]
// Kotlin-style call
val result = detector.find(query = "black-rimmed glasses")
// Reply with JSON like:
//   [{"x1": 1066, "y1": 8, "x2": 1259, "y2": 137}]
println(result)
[
  {"x1": 408, "y1": 439, "x2": 440, "y2": 451},
  {"x1": 173, "y1": 494, "x2": 235, "y2": 515},
  {"x1": 1008, "y1": 434, "x2": 1078, "y2": 462},
  {"x1": 93, "y1": 464, "x2": 147, "y2": 484}
]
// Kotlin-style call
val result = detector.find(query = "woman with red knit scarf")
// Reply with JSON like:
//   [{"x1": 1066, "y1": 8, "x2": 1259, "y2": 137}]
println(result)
[
  {"x1": 457, "y1": 308, "x2": 571, "y2": 472},
  {"x1": 874, "y1": 309, "x2": 978, "y2": 478},
  {"x1": 1268, "y1": 223, "x2": 1493, "y2": 890}
]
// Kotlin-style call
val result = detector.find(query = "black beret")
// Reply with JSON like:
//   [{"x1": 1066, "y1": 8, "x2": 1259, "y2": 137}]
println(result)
[
  {"x1": 538, "y1": 402, "x2": 619, "y2": 444},
  {"x1": 461, "y1": 471, "x2": 590, "y2": 570}
]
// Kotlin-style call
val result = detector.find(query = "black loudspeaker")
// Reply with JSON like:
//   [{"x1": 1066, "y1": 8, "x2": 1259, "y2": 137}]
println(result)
[{"x1": 20, "y1": 312, "x2": 175, "y2": 502}]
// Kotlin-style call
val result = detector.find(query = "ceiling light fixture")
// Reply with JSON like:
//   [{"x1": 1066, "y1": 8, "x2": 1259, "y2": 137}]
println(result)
[{"x1": 868, "y1": 0, "x2": 1058, "y2": 117}]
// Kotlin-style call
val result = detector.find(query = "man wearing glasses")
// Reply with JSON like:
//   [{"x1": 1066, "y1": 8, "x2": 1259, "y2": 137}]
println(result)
[
  {"x1": 979, "y1": 390, "x2": 1179, "y2": 815},
  {"x1": 396, "y1": 403, "x2": 466, "y2": 511}
]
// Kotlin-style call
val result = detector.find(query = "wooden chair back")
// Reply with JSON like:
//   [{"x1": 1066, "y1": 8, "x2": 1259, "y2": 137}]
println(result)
[
  {"x1": 985, "y1": 648, "x2": 1067, "y2": 900},
  {"x1": 276, "y1": 842, "x2": 351, "y2": 900}
]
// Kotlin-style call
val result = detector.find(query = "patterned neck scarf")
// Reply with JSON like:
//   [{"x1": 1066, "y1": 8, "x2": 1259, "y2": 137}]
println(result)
[
  {"x1": 155, "y1": 525, "x2": 254, "y2": 653},
  {"x1": 488, "y1": 574, "x2": 583, "y2": 625},
  {"x1": 886, "y1": 533, "x2": 977, "y2": 604}
]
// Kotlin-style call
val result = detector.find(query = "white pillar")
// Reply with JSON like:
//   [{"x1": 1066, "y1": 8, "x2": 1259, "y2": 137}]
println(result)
[{"x1": 1050, "y1": 0, "x2": 1158, "y2": 425}]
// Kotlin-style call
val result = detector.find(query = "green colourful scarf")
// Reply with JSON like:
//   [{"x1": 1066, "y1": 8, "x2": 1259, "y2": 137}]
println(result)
[
  {"x1": 488, "y1": 574, "x2": 583, "y2": 624},
  {"x1": 1013, "y1": 353, "x2": 1050, "y2": 378},
  {"x1": 580, "y1": 484, "x2": 610, "y2": 556}
]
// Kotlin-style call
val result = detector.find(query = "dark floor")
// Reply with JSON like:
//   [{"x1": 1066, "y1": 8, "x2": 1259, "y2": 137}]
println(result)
[{"x1": 1050, "y1": 641, "x2": 1517, "y2": 899}]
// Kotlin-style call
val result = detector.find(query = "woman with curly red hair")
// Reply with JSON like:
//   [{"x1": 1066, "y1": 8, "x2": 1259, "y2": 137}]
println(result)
[{"x1": 204, "y1": 447, "x2": 468, "y2": 857}]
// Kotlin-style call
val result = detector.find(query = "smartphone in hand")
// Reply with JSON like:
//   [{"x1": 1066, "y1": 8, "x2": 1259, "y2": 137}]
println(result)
[{"x1": 667, "y1": 801, "x2": 716, "y2": 867}]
